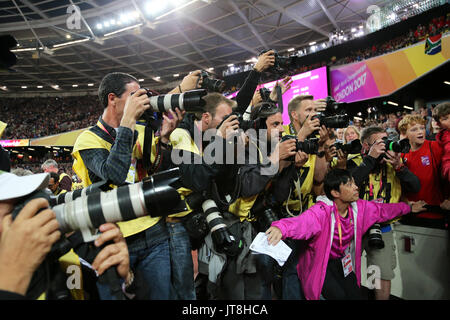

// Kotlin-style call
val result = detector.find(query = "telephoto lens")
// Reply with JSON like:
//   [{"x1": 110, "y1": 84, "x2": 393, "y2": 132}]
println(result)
[
  {"x1": 202, "y1": 199, "x2": 243, "y2": 257},
  {"x1": 334, "y1": 139, "x2": 362, "y2": 154},
  {"x1": 200, "y1": 71, "x2": 226, "y2": 93},
  {"x1": 368, "y1": 224, "x2": 385, "y2": 249},
  {"x1": 140, "y1": 88, "x2": 207, "y2": 113},
  {"x1": 52, "y1": 168, "x2": 187, "y2": 234},
  {"x1": 383, "y1": 137, "x2": 411, "y2": 154}
]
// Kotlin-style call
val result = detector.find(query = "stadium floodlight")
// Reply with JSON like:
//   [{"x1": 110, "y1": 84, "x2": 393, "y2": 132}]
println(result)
[
  {"x1": 388, "y1": 101, "x2": 399, "y2": 106},
  {"x1": 227, "y1": 64, "x2": 234, "y2": 67},
  {"x1": 146, "y1": 1, "x2": 167, "y2": 15},
  {"x1": 21, "y1": 86, "x2": 27, "y2": 89},
  {"x1": 287, "y1": 48, "x2": 295, "y2": 52},
  {"x1": 444, "y1": 81, "x2": 450, "y2": 85},
  {"x1": 96, "y1": 23, "x2": 103, "y2": 30},
  {"x1": 104, "y1": 21, "x2": 110, "y2": 27},
  {"x1": 309, "y1": 41, "x2": 316, "y2": 46},
  {"x1": 88, "y1": 83, "x2": 94, "y2": 87},
  {"x1": 72, "y1": 84, "x2": 78, "y2": 87},
  {"x1": 153, "y1": 77, "x2": 161, "y2": 81},
  {"x1": 37, "y1": 85, "x2": 43, "y2": 88},
  {"x1": 138, "y1": 79, "x2": 144, "y2": 82},
  {"x1": 404, "y1": 105, "x2": 413, "y2": 110},
  {"x1": 173, "y1": 74, "x2": 179, "y2": 77}
]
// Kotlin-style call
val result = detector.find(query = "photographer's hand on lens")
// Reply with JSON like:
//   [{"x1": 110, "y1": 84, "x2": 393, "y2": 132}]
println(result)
[
  {"x1": 254, "y1": 50, "x2": 275, "y2": 73},
  {"x1": 383, "y1": 151, "x2": 402, "y2": 170},
  {"x1": 265, "y1": 226, "x2": 282, "y2": 246},
  {"x1": 180, "y1": 70, "x2": 203, "y2": 92},
  {"x1": 318, "y1": 125, "x2": 331, "y2": 147},
  {"x1": 160, "y1": 108, "x2": 185, "y2": 144},
  {"x1": 251, "y1": 90, "x2": 262, "y2": 107},
  {"x1": 120, "y1": 88, "x2": 151, "y2": 130},
  {"x1": 297, "y1": 114, "x2": 321, "y2": 141},
  {"x1": 294, "y1": 150, "x2": 309, "y2": 168},
  {"x1": 217, "y1": 114, "x2": 239, "y2": 139},
  {"x1": 92, "y1": 223, "x2": 130, "y2": 280},
  {"x1": 0, "y1": 198, "x2": 61, "y2": 295},
  {"x1": 368, "y1": 139, "x2": 386, "y2": 159},
  {"x1": 325, "y1": 144, "x2": 337, "y2": 163},
  {"x1": 274, "y1": 139, "x2": 297, "y2": 160},
  {"x1": 336, "y1": 149, "x2": 347, "y2": 169},
  {"x1": 269, "y1": 76, "x2": 293, "y2": 102}
]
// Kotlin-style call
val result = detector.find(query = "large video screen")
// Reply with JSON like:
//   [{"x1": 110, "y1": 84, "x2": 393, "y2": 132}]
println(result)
[
  {"x1": 226, "y1": 66, "x2": 328, "y2": 125},
  {"x1": 330, "y1": 34, "x2": 450, "y2": 103}
]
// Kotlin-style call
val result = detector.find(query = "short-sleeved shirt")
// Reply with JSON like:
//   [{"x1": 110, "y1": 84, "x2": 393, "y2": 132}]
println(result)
[{"x1": 402, "y1": 140, "x2": 444, "y2": 218}]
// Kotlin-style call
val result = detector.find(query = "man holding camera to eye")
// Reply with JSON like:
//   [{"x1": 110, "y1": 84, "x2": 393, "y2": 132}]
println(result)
[
  {"x1": 265, "y1": 94, "x2": 330, "y2": 300},
  {"x1": 0, "y1": 171, "x2": 131, "y2": 300},
  {"x1": 71, "y1": 71, "x2": 199, "y2": 299},
  {"x1": 346, "y1": 126, "x2": 421, "y2": 300}
]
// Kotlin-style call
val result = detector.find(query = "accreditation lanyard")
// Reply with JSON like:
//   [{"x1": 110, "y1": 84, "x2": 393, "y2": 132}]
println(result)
[
  {"x1": 97, "y1": 121, "x2": 116, "y2": 142},
  {"x1": 333, "y1": 202, "x2": 353, "y2": 251}
]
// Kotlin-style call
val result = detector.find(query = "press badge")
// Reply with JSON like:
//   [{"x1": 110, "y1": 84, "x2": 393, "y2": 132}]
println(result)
[
  {"x1": 341, "y1": 246, "x2": 353, "y2": 277},
  {"x1": 125, "y1": 159, "x2": 137, "y2": 184}
]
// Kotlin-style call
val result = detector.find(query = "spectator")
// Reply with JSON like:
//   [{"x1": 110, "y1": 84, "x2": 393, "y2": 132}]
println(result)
[{"x1": 432, "y1": 102, "x2": 450, "y2": 182}]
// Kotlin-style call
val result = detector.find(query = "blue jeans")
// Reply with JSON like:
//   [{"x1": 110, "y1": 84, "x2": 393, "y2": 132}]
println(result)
[
  {"x1": 255, "y1": 253, "x2": 280, "y2": 300},
  {"x1": 167, "y1": 222, "x2": 196, "y2": 300},
  {"x1": 282, "y1": 239, "x2": 305, "y2": 300},
  {"x1": 96, "y1": 221, "x2": 171, "y2": 300}
]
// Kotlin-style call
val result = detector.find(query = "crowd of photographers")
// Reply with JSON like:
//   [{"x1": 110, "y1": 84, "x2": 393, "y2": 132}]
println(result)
[{"x1": 0, "y1": 49, "x2": 449, "y2": 301}]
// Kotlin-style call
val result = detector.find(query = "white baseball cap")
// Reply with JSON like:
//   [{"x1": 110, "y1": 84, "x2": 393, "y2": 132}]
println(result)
[{"x1": 0, "y1": 170, "x2": 50, "y2": 201}]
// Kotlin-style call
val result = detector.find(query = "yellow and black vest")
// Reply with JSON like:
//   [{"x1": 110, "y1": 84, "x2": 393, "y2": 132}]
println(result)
[
  {"x1": 72, "y1": 121, "x2": 161, "y2": 238},
  {"x1": 170, "y1": 127, "x2": 260, "y2": 222},
  {"x1": 282, "y1": 124, "x2": 316, "y2": 212}
]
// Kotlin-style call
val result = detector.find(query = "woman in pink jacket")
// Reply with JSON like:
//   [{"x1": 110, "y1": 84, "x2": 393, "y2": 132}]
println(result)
[{"x1": 266, "y1": 169, "x2": 426, "y2": 300}]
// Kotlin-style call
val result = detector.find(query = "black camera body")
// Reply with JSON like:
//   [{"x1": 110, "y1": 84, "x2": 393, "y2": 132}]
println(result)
[
  {"x1": 382, "y1": 137, "x2": 411, "y2": 154},
  {"x1": 368, "y1": 224, "x2": 385, "y2": 249},
  {"x1": 259, "y1": 87, "x2": 272, "y2": 102},
  {"x1": 312, "y1": 96, "x2": 350, "y2": 129},
  {"x1": 199, "y1": 70, "x2": 226, "y2": 93},
  {"x1": 281, "y1": 135, "x2": 319, "y2": 158},
  {"x1": 259, "y1": 49, "x2": 297, "y2": 73},
  {"x1": 334, "y1": 139, "x2": 362, "y2": 154}
]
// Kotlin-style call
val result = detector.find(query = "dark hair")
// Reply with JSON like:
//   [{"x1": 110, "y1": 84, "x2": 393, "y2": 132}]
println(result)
[
  {"x1": 324, "y1": 169, "x2": 353, "y2": 200},
  {"x1": 49, "y1": 172, "x2": 59, "y2": 183},
  {"x1": 360, "y1": 126, "x2": 385, "y2": 143},
  {"x1": 98, "y1": 72, "x2": 139, "y2": 109},
  {"x1": 432, "y1": 102, "x2": 450, "y2": 123},
  {"x1": 250, "y1": 102, "x2": 280, "y2": 121}
]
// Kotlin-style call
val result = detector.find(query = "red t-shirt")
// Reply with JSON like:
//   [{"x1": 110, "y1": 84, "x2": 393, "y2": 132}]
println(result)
[{"x1": 402, "y1": 140, "x2": 444, "y2": 218}]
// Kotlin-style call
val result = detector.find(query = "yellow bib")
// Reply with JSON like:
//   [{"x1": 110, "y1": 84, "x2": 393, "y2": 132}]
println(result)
[{"x1": 71, "y1": 123, "x2": 161, "y2": 237}]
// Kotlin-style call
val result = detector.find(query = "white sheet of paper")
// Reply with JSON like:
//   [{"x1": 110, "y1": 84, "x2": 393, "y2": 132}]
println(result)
[{"x1": 249, "y1": 232, "x2": 292, "y2": 266}]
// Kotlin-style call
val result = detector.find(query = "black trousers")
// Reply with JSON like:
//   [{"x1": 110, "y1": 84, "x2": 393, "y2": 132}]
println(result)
[{"x1": 321, "y1": 258, "x2": 364, "y2": 300}]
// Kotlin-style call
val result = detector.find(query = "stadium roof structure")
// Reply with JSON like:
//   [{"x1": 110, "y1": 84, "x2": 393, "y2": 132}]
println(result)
[{"x1": 0, "y1": 0, "x2": 389, "y2": 93}]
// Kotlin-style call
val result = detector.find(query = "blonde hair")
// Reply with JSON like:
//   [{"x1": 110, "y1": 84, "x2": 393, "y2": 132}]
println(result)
[
  {"x1": 343, "y1": 125, "x2": 361, "y2": 143},
  {"x1": 287, "y1": 95, "x2": 314, "y2": 124},
  {"x1": 398, "y1": 115, "x2": 426, "y2": 134}
]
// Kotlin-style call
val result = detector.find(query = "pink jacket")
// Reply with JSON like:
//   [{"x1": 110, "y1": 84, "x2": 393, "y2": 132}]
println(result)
[{"x1": 271, "y1": 196, "x2": 411, "y2": 300}]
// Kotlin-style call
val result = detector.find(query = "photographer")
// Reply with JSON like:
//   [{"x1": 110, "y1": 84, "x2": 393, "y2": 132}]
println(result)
[
  {"x1": 196, "y1": 101, "x2": 304, "y2": 300},
  {"x1": 266, "y1": 169, "x2": 426, "y2": 300},
  {"x1": 234, "y1": 50, "x2": 275, "y2": 114},
  {"x1": 71, "y1": 71, "x2": 195, "y2": 299},
  {"x1": 276, "y1": 94, "x2": 330, "y2": 299},
  {"x1": 0, "y1": 171, "x2": 131, "y2": 299},
  {"x1": 168, "y1": 92, "x2": 237, "y2": 299},
  {"x1": 347, "y1": 126, "x2": 421, "y2": 300}
]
